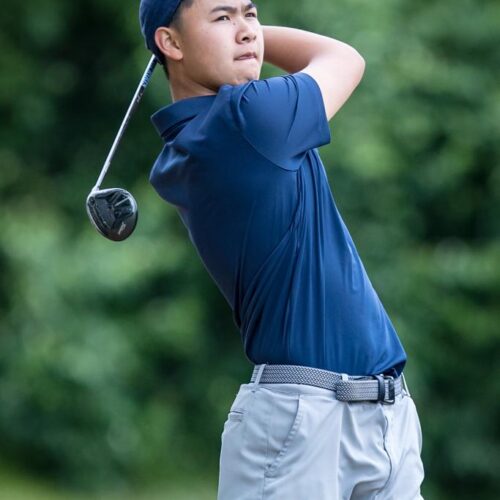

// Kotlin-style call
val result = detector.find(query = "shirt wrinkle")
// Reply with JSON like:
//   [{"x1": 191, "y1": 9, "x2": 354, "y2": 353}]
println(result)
[{"x1": 148, "y1": 72, "x2": 407, "y2": 376}]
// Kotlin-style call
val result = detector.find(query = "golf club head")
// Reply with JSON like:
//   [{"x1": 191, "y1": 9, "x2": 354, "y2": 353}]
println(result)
[{"x1": 86, "y1": 188, "x2": 138, "y2": 241}]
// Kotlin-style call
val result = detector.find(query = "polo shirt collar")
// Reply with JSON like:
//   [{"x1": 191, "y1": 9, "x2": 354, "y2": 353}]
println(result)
[{"x1": 151, "y1": 94, "x2": 217, "y2": 140}]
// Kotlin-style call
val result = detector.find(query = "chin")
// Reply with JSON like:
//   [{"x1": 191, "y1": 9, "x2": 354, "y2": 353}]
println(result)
[
  {"x1": 218, "y1": 70, "x2": 259, "y2": 87},
  {"x1": 241, "y1": 70, "x2": 260, "y2": 82}
]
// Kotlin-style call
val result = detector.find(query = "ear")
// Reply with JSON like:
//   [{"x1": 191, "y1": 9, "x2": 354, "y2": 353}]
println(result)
[{"x1": 154, "y1": 27, "x2": 184, "y2": 64}]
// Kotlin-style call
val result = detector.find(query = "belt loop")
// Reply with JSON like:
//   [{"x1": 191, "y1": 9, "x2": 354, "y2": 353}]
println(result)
[
  {"x1": 401, "y1": 372, "x2": 411, "y2": 397},
  {"x1": 252, "y1": 364, "x2": 266, "y2": 391}
]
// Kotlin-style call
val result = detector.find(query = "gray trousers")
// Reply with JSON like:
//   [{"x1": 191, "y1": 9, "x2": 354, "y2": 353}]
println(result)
[{"x1": 217, "y1": 370, "x2": 424, "y2": 499}]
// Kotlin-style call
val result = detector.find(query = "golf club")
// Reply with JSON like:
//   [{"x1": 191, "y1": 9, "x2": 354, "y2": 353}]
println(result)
[{"x1": 86, "y1": 55, "x2": 158, "y2": 241}]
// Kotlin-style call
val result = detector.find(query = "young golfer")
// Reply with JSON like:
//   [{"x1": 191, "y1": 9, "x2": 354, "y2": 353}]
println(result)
[{"x1": 139, "y1": 0, "x2": 425, "y2": 498}]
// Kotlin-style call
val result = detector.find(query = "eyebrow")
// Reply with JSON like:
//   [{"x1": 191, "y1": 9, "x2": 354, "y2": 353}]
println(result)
[{"x1": 210, "y1": 2, "x2": 258, "y2": 15}]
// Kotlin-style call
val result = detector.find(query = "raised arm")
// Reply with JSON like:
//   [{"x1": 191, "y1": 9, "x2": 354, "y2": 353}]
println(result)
[{"x1": 262, "y1": 26, "x2": 366, "y2": 121}]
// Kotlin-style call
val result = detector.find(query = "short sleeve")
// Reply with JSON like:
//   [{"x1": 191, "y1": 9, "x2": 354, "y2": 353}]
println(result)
[{"x1": 230, "y1": 72, "x2": 331, "y2": 170}]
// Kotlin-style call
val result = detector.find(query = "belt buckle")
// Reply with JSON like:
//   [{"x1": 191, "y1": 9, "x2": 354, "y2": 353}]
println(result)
[{"x1": 374, "y1": 374, "x2": 396, "y2": 405}]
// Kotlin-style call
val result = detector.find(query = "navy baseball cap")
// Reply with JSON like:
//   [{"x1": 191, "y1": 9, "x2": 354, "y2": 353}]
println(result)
[{"x1": 139, "y1": 0, "x2": 184, "y2": 64}]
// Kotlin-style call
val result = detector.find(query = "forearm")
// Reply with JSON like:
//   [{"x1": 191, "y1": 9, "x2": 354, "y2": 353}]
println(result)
[{"x1": 262, "y1": 25, "x2": 362, "y2": 74}]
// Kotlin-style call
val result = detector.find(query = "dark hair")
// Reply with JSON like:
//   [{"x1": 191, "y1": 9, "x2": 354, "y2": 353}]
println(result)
[{"x1": 162, "y1": 0, "x2": 196, "y2": 80}]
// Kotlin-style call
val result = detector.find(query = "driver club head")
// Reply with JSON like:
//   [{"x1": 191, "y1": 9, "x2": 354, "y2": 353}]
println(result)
[
  {"x1": 86, "y1": 188, "x2": 138, "y2": 241},
  {"x1": 85, "y1": 56, "x2": 158, "y2": 242}
]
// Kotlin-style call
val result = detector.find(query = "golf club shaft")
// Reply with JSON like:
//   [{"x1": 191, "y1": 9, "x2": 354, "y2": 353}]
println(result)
[{"x1": 93, "y1": 55, "x2": 158, "y2": 190}]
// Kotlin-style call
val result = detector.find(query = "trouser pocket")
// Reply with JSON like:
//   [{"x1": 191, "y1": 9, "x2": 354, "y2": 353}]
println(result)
[
  {"x1": 219, "y1": 385, "x2": 306, "y2": 488},
  {"x1": 256, "y1": 388, "x2": 305, "y2": 478}
]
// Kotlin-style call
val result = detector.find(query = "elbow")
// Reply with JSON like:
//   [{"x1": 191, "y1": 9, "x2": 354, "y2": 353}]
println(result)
[
  {"x1": 337, "y1": 44, "x2": 366, "y2": 72},
  {"x1": 344, "y1": 47, "x2": 366, "y2": 83},
  {"x1": 357, "y1": 55, "x2": 366, "y2": 81},
  {"x1": 358, "y1": 53, "x2": 366, "y2": 71},
  {"x1": 350, "y1": 48, "x2": 366, "y2": 83},
  {"x1": 357, "y1": 53, "x2": 366, "y2": 71},
  {"x1": 349, "y1": 47, "x2": 366, "y2": 72}
]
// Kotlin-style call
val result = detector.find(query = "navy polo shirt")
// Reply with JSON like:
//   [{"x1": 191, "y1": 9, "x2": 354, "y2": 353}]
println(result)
[{"x1": 149, "y1": 72, "x2": 407, "y2": 377}]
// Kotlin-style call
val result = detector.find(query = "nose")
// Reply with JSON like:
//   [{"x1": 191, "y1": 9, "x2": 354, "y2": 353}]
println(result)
[{"x1": 236, "y1": 16, "x2": 258, "y2": 44}]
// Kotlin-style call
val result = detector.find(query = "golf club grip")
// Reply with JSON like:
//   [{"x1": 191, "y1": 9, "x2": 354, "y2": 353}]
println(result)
[{"x1": 93, "y1": 55, "x2": 158, "y2": 190}]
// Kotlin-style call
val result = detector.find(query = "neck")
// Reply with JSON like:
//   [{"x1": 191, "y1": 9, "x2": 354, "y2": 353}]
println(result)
[{"x1": 168, "y1": 66, "x2": 218, "y2": 102}]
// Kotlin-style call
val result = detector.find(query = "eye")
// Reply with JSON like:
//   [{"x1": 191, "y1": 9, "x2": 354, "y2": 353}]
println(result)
[
  {"x1": 216, "y1": 15, "x2": 230, "y2": 21},
  {"x1": 247, "y1": 12, "x2": 258, "y2": 17}
]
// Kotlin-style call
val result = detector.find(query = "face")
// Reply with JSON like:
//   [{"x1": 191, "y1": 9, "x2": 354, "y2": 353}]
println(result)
[{"x1": 157, "y1": 0, "x2": 264, "y2": 92}]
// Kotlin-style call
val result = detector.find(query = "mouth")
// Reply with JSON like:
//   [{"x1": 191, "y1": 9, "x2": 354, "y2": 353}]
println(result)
[{"x1": 235, "y1": 52, "x2": 257, "y2": 61}]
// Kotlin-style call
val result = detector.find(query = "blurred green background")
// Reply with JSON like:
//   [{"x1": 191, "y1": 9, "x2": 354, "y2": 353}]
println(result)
[{"x1": 0, "y1": 0, "x2": 499, "y2": 498}]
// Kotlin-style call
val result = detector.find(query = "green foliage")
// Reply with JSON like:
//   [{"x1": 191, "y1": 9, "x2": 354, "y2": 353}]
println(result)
[
  {"x1": 0, "y1": 460, "x2": 216, "y2": 499},
  {"x1": 0, "y1": 0, "x2": 499, "y2": 498}
]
